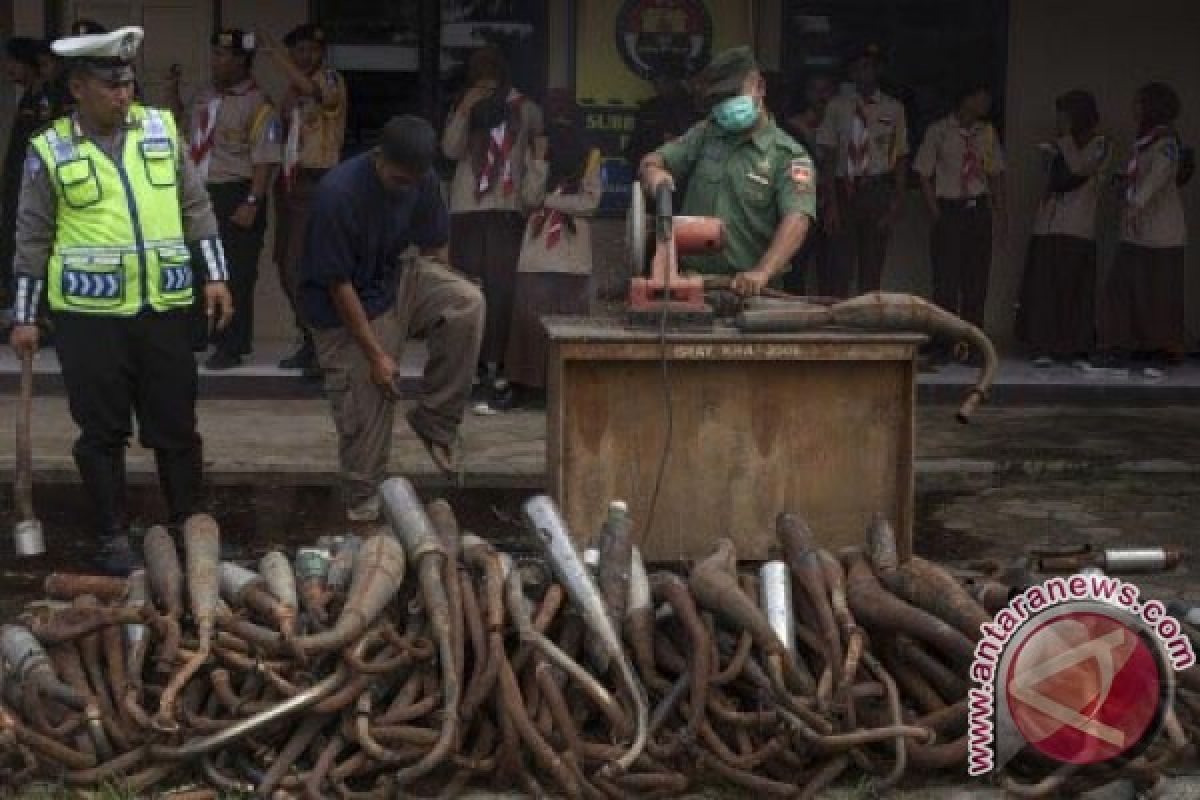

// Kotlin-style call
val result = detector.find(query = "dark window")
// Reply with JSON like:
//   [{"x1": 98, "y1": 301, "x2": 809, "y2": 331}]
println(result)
[{"x1": 782, "y1": 0, "x2": 1010, "y2": 149}]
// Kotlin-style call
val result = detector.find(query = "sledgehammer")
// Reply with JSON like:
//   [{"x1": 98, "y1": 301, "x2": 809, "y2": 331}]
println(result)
[{"x1": 14, "y1": 351, "x2": 44, "y2": 556}]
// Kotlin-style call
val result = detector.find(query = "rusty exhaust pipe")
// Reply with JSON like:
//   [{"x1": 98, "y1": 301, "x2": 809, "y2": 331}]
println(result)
[
  {"x1": 523, "y1": 495, "x2": 648, "y2": 776},
  {"x1": 153, "y1": 514, "x2": 220, "y2": 733},
  {"x1": 219, "y1": 563, "x2": 297, "y2": 639},
  {"x1": 779, "y1": 514, "x2": 843, "y2": 681},
  {"x1": 597, "y1": 500, "x2": 633, "y2": 631},
  {"x1": 378, "y1": 478, "x2": 460, "y2": 786},
  {"x1": 292, "y1": 534, "x2": 406, "y2": 655},
  {"x1": 0, "y1": 624, "x2": 90, "y2": 711},
  {"x1": 737, "y1": 292, "x2": 997, "y2": 422},
  {"x1": 844, "y1": 551, "x2": 976, "y2": 666},
  {"x1": 690, "y1": 538, "x2": 814, "y2": 695},
  {"x1": 258, "y1": 551, "x2": 299, "y2": 621},
  {"x1": 44, "y1": 574, "x2": 129, "y2": 604},
  {"x1": 867, "y1": 516, "x2": 988, "y2": 642}
]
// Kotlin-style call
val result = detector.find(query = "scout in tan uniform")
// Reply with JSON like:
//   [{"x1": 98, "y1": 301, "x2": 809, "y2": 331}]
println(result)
[
  {"x1": 259, "y1": 23, "x2": 346, "y2": 373},
  {"x1": 640, "y1": 46, "x2": 816, "y2": 295},
  {"x1": 492, "y1": 131, "x2": 603, "y2": 410},
  {"x1": 442, "y1": 45, "x2": 544, "y2": 401},
  {"x1": 174, "y1": 29, "x2": 280, "y2": 370},
  {"x1": 1016, "y1": 90, "x2": 1110, "y2": 365},
  {"x1": 817, "y1": 45, "x2": 909, "y2": 296},
  {"x1": 1099, "y1": 82, "x2": 1191, "y2": 375},
  {"x1": 915, "y1": 82, "x2": 1006, "y2": 338}
]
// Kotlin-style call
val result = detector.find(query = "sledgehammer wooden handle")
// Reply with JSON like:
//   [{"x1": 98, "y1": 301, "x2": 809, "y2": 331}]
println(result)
[{"x1": 15, "y1": 351, "x2": 34, "y2": 520}]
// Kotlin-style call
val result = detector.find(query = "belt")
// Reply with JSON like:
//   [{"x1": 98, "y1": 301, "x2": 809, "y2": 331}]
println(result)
[
  {"x1": 938, "y1": 195, "x2": 990, "y2": 209},
  {"x1": 297, "y1": 167, "x2": 329, "y2": 179},
  {"x1": 840, "y1": 173, "x2": 894, "y2": 186}
]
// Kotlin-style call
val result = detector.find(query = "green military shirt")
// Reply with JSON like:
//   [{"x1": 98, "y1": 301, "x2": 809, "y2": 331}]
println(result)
[{"x1": 655, "y1": 117, "x2": 817, "y2": 275}]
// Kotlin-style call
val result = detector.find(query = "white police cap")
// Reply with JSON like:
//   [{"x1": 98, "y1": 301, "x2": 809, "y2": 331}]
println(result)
[{"x1": 52, "y1": 25, "x2": 143, "y2": 68}]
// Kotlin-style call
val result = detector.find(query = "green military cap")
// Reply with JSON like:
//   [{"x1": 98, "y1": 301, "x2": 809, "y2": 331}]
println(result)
[{"x1": 700, "y1": 45, "x2": 760, "y2": 101}]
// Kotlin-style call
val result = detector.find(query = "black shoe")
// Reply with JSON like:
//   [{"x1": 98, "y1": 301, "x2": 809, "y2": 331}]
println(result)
[
  {"x1": 204, "y1": 350, "x2": 243, "y2": 370},
  {"x1": 489, "y1": 379, "x2": 519, "y2": 412},
  {"x1": 279, "y1": 340, "x2": 316, "y2": 370},
  {"x1": 94, "y1": 534, "x2": 141, "y2": 577}
]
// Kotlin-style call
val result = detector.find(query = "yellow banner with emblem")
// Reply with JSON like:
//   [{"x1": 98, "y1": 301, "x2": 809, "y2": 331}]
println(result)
[{"x1": 575, "y1": 0, "x2": 752, "y2": 109}]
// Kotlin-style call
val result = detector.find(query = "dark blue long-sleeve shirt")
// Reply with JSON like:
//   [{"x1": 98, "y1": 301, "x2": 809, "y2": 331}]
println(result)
[{"x1": 300, "y1": 153, "x2": 449, "y2": 329}]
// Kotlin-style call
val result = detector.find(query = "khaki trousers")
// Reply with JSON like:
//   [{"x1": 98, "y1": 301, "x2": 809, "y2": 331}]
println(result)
[{"x1": 313, "y1": 257, "x2": 484, "y2": 508}]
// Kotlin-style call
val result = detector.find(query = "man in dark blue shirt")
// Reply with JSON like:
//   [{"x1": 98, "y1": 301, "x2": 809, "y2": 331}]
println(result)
[{"x1": 301, "y1": 115, "x2": 484, "y2": 521}]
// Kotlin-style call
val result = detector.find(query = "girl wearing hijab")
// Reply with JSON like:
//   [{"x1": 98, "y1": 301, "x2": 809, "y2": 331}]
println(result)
[
  {"x1": 1099, "y1": 82, "x2": 1191, "y2": 377},
  {"x1": 442, "y1": 45, "x2": 544, "y2": 400},
  {"x1": 1016, "y1": 90, "x2": 1110, "y2": 367}
]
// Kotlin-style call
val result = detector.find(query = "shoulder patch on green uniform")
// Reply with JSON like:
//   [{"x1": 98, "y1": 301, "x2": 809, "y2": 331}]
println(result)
[{"x1": 789, "y1": 158, "x2": 815, "y2": 191}]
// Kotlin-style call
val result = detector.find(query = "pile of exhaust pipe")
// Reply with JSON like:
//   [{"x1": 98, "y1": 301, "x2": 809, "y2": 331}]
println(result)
[{"x1": 0, "y1": 478, "x2": 1192, "y2": 797}]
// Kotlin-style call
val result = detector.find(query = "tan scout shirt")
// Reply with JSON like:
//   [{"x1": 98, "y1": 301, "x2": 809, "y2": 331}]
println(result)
[
  {"x1": 915, "y1": 116, "x2": 1005, "y2": 199},
  {"x1": 14, "y1": 110, "x2": 219, "y2": 283},
  {"x1": 284, "y1": 66, "x2": 347, "y2": 169},
  {"x1": 516, "y1": 158, "x2": 603, "y2": 276},
  {"x1": 1033, "y1": 134, "x2": 1112, "y2": 240},
  {"x1": 817, "y1": 90, "x2": 909, "y2": 178},
  {"x1": 190, "y1": 79, "x2": 282, "y2": 184},
  {"x1": 442, "y1": 93, "x2": 544, "y2": 214},
  {"x1": 1122, "y1": 130, "x2": 1187, "y2": 249}
]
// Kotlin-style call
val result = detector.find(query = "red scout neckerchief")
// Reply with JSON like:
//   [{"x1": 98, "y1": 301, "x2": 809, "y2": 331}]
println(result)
[
  {"x1": 530, "y1": 205, "x2": 566, "y2": 250},
  {"x1": 282, "y1": 68, "x2": 337, "y2": 189},
  {"x1": 846, "y1": 93, "x2": 876, "y2": 180},
  {"x1": 191, "y1": 78, "x2": 258, "y2": 180},
  {"x1": 477, "y1": 89, "x2": 524, "y2": 199},
  {"x1": 959, "y1": 122, "x2": 986, "y2": 197},
  {"x1": 1125, "y1": 125, "x2": 1170, "y2": 202}
]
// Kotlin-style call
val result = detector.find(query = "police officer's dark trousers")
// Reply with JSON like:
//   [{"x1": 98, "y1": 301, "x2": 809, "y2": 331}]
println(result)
[
  {"x1": 203, "y1": 180, "x2": 266, "y2": 357},
  {"x1": 55, "y1": 310, "x2": 203, "y2": 536}
]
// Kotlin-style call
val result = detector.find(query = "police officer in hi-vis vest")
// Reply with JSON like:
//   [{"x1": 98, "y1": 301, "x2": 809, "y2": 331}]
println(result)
[{"x1": 9, "y1": 26, "x2": 233, "y2": 574}]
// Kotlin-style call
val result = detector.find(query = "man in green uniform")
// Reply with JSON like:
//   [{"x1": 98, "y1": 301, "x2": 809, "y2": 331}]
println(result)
[
  {"x1": 638, "y1": 46, "x2": 816, "y2": 295},
  {"x1": 10, "y1": 25, "x2": 232, "y2": 574}
]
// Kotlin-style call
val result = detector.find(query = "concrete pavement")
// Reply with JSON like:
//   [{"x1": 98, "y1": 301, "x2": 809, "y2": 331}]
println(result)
[{"x1": 2, "y1": 396, "x2": 1199, "y2": 489}]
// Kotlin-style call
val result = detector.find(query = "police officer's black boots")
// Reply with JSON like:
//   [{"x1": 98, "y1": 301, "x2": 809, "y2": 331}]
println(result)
[
  {"x1": 155, "y1": 447, "x2": 201, "y2": 536},
  {"x1": 74, "y1": 444, "x2": 140, "y2": 576}
]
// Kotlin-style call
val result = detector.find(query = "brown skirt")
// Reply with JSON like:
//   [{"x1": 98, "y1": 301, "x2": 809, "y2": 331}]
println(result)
[
  {"x1": 503, "y1": 272, "x2": 592, "y2": 389},
  {"x1": 1015, "y1": 234, "x2": 1097, "y2": 356},
  {"x1": 450, "y1": 210, "x2": 526, "y2": 366},
  {"x1": 1098, "y1": 243, "x2": 1186, "y2": 354}
]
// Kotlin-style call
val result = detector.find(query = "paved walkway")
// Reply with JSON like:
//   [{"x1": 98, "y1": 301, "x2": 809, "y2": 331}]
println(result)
[
  {"x1": 5, "y1": 344, "x2": 1200, "y2": 403},
  {"x1": 2, "y1": 395, "x2": 1199, "y2": 489}
]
